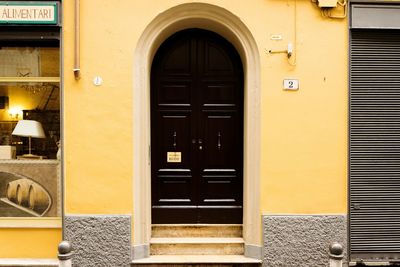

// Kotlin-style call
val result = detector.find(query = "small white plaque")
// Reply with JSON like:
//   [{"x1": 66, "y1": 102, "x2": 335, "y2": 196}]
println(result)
[
  {"x1": 93, "y1": 76, "x2": 103, "y2": 86},
  {"x1": 270, "y1": 34, "x2": 283, "y2": 40},
  {"x1": 167, "y1": 152, "x2": 181, "y2": 163},
  {"x1": 283, "y1": 79, "x2": 299, "y2": 90}
]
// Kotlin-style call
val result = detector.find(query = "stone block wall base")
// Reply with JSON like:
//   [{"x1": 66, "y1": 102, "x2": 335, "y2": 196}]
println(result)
[
  {"x1": 263, "y1": 215, "x2": 347, "y2": 267},
  {"x1": 65, "y1": 215, "x2": 131, "y2": 267}
]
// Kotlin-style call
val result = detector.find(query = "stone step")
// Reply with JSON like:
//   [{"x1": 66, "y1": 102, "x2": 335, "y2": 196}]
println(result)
[
  {"x1": 131, "y1": 255, "x2": 262, "y2": 266},
  {"x1": 151, "y1": 224, "x2": 242, "y2": 238},
  {"x1": 0, "y1": 259, "x2": 58, "y2": 266},
  {"x1": 150, "y1": 237, "x2": 245, "y2": 255}
]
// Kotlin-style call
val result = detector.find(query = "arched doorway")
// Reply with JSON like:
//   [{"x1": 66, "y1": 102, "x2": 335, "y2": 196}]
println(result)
[
  {"x1": 151, "y1": 29, "x2": 243, "y2": 224},
  {"x1": 133, "y1": 3, "x2": 261, "y2": 259}
]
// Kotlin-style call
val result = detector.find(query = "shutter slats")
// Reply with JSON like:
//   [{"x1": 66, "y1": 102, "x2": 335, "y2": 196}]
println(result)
[{"x1": 350, "y1": 30, "x2": 400, "y2": 259}]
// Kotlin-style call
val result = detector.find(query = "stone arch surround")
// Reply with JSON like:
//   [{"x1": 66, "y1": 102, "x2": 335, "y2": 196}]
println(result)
[{"x1": 133, "y1": 2, "x2": 262, "y2": 259}]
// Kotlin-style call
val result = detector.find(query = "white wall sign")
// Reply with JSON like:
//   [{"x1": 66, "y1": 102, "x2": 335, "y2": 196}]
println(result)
[
  {"x1": 283, "y1": 79, "x2": 299, "y2": 90},
  {"x1": 0, "y1": 3, "x2": 58, "y2": 24}
]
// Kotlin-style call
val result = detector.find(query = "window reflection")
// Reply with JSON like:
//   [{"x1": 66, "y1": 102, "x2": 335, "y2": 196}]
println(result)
[
  {"x1": 0, "y1": 47, "x2": 59, "y2": 77},
  {"x1": 0, "y1": 46, "x2": 60, "y2": 160}
]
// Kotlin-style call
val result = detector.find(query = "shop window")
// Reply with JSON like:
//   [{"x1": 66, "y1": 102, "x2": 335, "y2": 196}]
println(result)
[{"x1": 0, "y1": 42, "x2": 61, "y2": 218}]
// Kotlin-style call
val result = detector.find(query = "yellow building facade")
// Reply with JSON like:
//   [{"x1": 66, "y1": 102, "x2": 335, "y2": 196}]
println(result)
[{"x1": 0, "y1": 0, "x2": 399, "y2": 266}]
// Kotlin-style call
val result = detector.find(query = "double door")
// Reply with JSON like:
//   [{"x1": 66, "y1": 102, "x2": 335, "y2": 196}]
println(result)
[{"x1": 151, "y1": 29, "x2": 243, "y2": 223}]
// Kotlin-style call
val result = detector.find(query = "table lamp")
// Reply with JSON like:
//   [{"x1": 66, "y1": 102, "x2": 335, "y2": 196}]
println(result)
[{"x1": 12, "y1": 120, "x2": 46, "y2": 158}]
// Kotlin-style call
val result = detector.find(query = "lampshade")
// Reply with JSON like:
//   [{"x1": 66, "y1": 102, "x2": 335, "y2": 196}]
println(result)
[{"x1": 12, "y1": 120, "x2": 45, "y2": 138}]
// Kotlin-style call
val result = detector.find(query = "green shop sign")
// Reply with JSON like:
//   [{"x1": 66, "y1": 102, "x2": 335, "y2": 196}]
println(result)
[{"x1": 0, "y1": 2, "x2": 58, "y2": 25}]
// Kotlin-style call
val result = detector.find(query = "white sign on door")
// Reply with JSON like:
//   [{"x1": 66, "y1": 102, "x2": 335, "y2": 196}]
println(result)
[{"x1": 167, "y1": 152, "x2": 182, "y2": 163}]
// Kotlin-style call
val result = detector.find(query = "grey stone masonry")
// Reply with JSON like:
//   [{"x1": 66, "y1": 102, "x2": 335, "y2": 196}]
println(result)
[
  {"x1": 263, "y1": 215, "x2": 347, "y2": 267},
  {"x1": 65, "y1": 215, "x2": 131, "y2": 267}
]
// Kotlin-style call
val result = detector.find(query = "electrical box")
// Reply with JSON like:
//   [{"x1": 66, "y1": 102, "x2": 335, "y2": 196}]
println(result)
[{"x1": 318, "y1": 0, "x2": 337, "y2": 7}]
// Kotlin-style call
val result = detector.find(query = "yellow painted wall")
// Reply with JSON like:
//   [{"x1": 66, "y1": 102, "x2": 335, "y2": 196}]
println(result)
[
  {"x1": 63, "y1": 0, "x2": 135, "y2": 214},
  {"x1": 0, "y1": 228, "x2": 61, "y2": 258},
  {"x1": 260, "y1": 1, "x2": 348, "y2": 214},
  {"x1": 63, "y1": 0, "x2": 348, "y2": 215}
]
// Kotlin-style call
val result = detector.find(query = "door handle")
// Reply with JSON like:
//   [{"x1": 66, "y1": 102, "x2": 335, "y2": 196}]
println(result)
[
  {"x1": 217, "y1": 132, "x2": 221, "y2": 150},
  {"x1": 173, "y1": 131, "x2": 177, "y2": 149}
]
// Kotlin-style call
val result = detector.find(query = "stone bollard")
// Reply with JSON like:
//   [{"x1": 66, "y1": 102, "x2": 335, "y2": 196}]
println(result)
[
  {"x1": 58, "y1": 241, "x2": 73, "y2": 267},
  {"x1": 329, "y1": 242, "x2": 344, "y2": 267}
]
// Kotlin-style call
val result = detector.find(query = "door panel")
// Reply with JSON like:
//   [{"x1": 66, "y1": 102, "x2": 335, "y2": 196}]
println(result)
[
  {"x1": 201, "y1": 112, "x2": 239, "y2": 168},
  {"x1": 155, "y1": 111, "x2": 192, "y2": 167},
  {"x1": 157, "y1": 169, "x2": 193, "y2": 204},
  {"x1": 200, "y1": 39, "x2": 235, "y2": 76},
  {"x1": 151, "y1": 29, "x2": 243, "y2": 223},
  {"x1": 152, "y1": 111, "x2": 194, "y2": 205},
  {"x1": 202, "y1": 83, "x2": 237, "y2": 106},
  {"x1": 199, "y1": 111, "x2": 242, "y2": 214},
  {"x1": 202, "y1": 169, "x2": 237, "y2": 201},
  {"x1": 157, "y1": 82, "x2": 192, "y2": 106},
  {"x1": 161, "y1": 38, "x2": 193, "y2": 76}
]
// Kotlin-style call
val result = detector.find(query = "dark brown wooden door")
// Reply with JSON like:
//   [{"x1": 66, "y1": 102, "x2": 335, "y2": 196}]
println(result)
[{"x1": 151, "y1": 29, "x2": 243, "y2": 223}]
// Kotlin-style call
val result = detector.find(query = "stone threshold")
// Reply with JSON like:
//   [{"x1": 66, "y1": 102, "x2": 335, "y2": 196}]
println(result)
[
  {"x1": 150, "y1": 237, "x2": 244, "y2": 244},
  {"x1": 131, "y1": 255, "x2": 262, "y2": 264},
  {"x1": 0, "y1": 259, "x2": 58, "y2": 266},
  {"x1": 152, "y1": 224, "x2": 242, "y2": 226},
  {"x1": 349, "y1": 262, "x2": 394, "y2": 266}
]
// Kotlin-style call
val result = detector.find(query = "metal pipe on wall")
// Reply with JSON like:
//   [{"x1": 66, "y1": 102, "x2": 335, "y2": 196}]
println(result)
[{"x1": 73, "y1": 0, "x2": 80, "y2": 79}]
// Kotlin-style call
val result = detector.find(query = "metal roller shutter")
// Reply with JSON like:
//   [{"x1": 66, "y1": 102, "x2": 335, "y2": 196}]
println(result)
[{"x1": 350, "y1": 29, "x2": 400, "y2": 262}]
